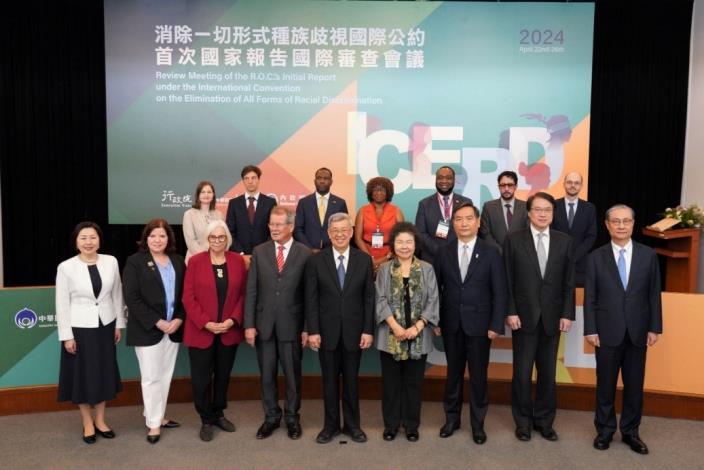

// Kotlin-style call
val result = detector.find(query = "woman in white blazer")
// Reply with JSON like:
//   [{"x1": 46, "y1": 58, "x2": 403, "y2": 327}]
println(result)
[
  {"x1": 56, "y1": 222, "x2": 126, "y2": 444},
  {"x1": 182, "y1": 181, "x2": 224, "y2": 264}
]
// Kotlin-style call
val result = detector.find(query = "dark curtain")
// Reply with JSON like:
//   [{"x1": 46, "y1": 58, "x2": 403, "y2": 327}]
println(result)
[{"x1": 0, "y1": 0, "x2": 694, "y2": 286}]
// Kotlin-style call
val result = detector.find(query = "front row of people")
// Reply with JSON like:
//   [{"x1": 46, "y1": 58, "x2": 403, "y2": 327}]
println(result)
[{"x1": 55, "y1": 195, "x2": 661, "y2": 455}]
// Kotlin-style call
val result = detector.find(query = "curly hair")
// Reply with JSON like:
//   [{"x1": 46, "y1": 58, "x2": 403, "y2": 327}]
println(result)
[{"x1": 365, "y1": 176, "x2": 394, "y2": 202}]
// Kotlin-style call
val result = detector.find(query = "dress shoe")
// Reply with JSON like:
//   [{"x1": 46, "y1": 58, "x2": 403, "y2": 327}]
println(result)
[
  {"x1": 515, "y1": 427, "x2": 531, "y2": 441},
  {"x1": 472, "y1": 428, "x2": 487, "y2": 445},
  {"x1": 533, "y1": 425, "x2": 558, "y2": 441},
  {"x1": 439, "y1": 422, "x2": 460, "y2": 438},
  {"x1": 343, "y1": 427, "x2": 367, "y2": 443},
  {"x1": 95, "y1": 427, "x2": 116, "y2": 439},
  {"x1": 161, "y1": 420, "x2": 181, "y2": 429},
  {"x1": 405, "y1": 429, "x2": 419, "y2": 442},
  {"x1": 256, "y1": 421, "x2": 280, "y2": 439},
  {"x1": 593, "y1": 433, "x2": 612, "y2": 450},
  {"x1": 315, "y1": 428, "x2": 340, "y2": 444},
  {"x1": 287, "y1": 422, "x2": 302, "y2": 440},
  {"x1": 382, "y1": 428, "x2": 398, "y2": 441},
  {"x1": 215, "y1": 417, "x2": 236, "y2": 433},
  {"x1": 82, "y1": 433, "x2": 97, "y2": 444},
  {"x1": 622, "y1": 434, "x2": 649, "y2": 454},
  {"x1": 146, "y1": 434, "x2": 160, "y2": 444},
  {"x1": 199, "y1": 424, "x2": 214, "y2": 442}
]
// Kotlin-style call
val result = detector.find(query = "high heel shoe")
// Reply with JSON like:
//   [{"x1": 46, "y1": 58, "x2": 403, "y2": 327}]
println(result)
[{"x1": 146, "y1": 434, "x2": 160, "y2": 444}]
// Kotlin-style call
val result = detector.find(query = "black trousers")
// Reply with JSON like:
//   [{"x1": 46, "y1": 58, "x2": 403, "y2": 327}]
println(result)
[
  {"x1": 255, "y1": 332, "x2": 302, "y2": 424},
  {"x1": 318, "y1": 346, "x2": 362, "y2": 431},
  {"x1": 379, "y1": 351, "x2": 427, "y2": 431},
  {"x1": 188, "y1": 338, "x2": 238, "y2": 424},
  {"x1": 511, "y1": 321, "x2": 559, "y2": 429},
  {"x1": 442, "y1": 330, "x2": 491, "y2": 430},
  {"x1": 594, "y1": 332, "x2": 647, "y2": 437}
]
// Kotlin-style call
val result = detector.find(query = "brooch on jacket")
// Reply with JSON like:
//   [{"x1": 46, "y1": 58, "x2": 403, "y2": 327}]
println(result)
[
  {"x1": 147, "y1": 261, "x2": 155, "y2": 271},
  {"x1": 216, "y1": 268, "x2": 224, "y2": 278}
]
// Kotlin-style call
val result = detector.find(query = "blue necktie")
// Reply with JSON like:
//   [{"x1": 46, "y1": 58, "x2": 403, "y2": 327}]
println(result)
[
  {"x1": 337, "y1": 255, "x2": 345, "y2": 289},
  {"x1": 617, "y1": 248, "x2": 627, "y2": 289}
]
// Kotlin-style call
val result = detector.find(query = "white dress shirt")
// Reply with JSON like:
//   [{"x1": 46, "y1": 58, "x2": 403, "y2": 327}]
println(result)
[
  {"x1": 565, "y1": 197, "x2": 579, "y2": 219},
  {"x1": 611, "y1": 239, "x2": 633, "y2": 281},
  {"x1": 333, "y1": 246, "x2": 351, "y2": 271},
  {"x1": 275, "y1": 237, "x2": 294, "y2": 264},
  {"x1": 245, "y1": 191, "x2": 261, "y2": 211},
  {"x1": 530, "y1": 225, "x2": 550, "y2": 260},
  {"x1": 457, "y1": 237, "x2": 477, "y2": 271}
]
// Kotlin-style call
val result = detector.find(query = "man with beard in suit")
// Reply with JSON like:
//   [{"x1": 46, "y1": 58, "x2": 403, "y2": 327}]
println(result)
[
  {"x1": 551, "y1": 172, "x2": 596, "y2": 286},
  {"x1": 415, "y1": 166, "x2": 472, "y2": 264}
]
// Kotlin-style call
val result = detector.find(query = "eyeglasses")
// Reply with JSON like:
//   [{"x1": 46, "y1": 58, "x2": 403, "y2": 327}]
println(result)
[
  {"x1": 498, "y1": 183, "x2": 516, "y2": 188},
  {"x1": 531, "y1": 207, "x2": 553, "y2": 214},
  {"x1": 608, "y1": 218, "x2": 634, "y2": 226},
  {"x1": 329, "y1": 228, "x2": 351, "y2": 236},
  {"x1": 208, "y1": 235, "x2": 227, "y2": 242}
]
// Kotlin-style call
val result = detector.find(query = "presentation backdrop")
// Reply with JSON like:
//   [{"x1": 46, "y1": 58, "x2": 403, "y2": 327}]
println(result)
[
  {"x1": 105, "y1": 0, "x2": 594, "y2": 224},
  {"x1": 2, "y1": 287, "x2": 702, "y2": 396}
]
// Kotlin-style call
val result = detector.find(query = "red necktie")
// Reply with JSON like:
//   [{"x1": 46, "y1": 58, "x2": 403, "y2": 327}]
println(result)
[
  {"x1": 276, "y1": 245, "x2": 285, "y2": 273},
  {"x1": 247, "y1": 196, "x2": 255, "y2": 224}
]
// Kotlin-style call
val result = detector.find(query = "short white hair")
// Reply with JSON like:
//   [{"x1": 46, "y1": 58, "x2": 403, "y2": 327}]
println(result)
[
  {"x1": 328, "y1": 212, "x2": 353, "y2": 227},
  {"x1": 605, "y1": 204, "x2": 635, "y2": 221},
  {"x1": 204, "y1": 220, "x2": 233, "y2": 250}
]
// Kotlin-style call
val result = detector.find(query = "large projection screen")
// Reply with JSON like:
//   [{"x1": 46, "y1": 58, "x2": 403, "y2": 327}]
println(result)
[{"x1": 105, "y1": 0, "x2": 594, "y2": 224}]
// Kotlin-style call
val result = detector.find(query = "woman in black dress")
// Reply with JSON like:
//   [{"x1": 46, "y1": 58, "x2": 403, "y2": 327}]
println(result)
[{"x1": 56, "y1": 222, "x2": 126, "y2": 444}]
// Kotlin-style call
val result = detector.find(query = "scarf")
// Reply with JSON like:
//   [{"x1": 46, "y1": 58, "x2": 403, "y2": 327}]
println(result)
[{"x1": 386, "y1": 257, "x2": 424, "y2": 361}]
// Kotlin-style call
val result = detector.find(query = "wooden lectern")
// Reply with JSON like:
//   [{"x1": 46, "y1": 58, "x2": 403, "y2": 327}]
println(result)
[{"x1": 642, "y1": 227, "x2": 700, "y2": 293}]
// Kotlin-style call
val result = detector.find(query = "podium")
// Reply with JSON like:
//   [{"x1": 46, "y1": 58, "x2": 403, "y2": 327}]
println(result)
[{"x1": 642, "y1": 227, "x2": 700, "y2": 293}]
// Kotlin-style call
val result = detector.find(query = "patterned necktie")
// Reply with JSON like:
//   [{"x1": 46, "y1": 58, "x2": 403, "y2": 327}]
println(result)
[
  {"x1": 536, "y1": 232, "x2": 547, "y2": 278},
  {"x1": 617, "y1": 248, "x2": 627, "y2": 289},
  {"x1": 442, "y1": 195, "x2": 451, "y2": 221},
  {"x1": 460, "y1": 244, "x2": 469, "y2": 281},
  {"x1": 276, "y1": 245, "x2": 285, "y2": 273},
  {"x1": 337, "y1": 255, "x2": 345, "y2": 289},
  {"x1": 568, "y1": 202, "x2": 575, "y2": 229},
  {"x1": 505, "y1": 203, "x2": 513, "y2": 228},
  {"x1": 247, "y1": 196, "x2": 256, "y2": 224},
  {"x1": 318, "y1": 196, "x2": 326, "y2": 226}
]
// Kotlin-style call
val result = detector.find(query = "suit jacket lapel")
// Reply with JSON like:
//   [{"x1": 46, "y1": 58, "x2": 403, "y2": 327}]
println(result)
[
  {"x1": 146, "y1": 253, "x2": 167, "y2": 297},
  {"x1": 323, "y1": 196, "x2": 340, "y2": 229},
  {"x1": 626, "y1": 243, "x2": 645, "y2": 292},
  {"x1": 323, "y1": 248, "x2": 342, "y2": 293},
  {"x1": 602, "y1": 246, "x2": 625, "y2": 292},
  {"x1": 252, "y1": 196, "x2": 267, "y2": 227},
  {"x1": 464, "y1": 239, "x2": 483, "y2": 283},
  {"x1": 281, "y1": 242, "x2": 300, "y2": 274},
  {"x1": 448, "y1": 240, "x2": 462, "y2": 283},
  {"x1": 521, "y1": 230, "x2": 543, "y2": 279}
]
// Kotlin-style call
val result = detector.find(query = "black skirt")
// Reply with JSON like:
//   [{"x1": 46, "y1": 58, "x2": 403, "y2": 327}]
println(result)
[{"x1": 58, "y1": 319, "x2": 122, "y2": 405}]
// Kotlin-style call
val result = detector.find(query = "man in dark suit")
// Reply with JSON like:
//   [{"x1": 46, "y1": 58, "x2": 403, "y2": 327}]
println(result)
[
  {"x1": 226, "y1": 164, "x2": 277, "y2": 256},
  {"x1": 294, "y1": 167, "x2": 348, "y2": 252},
  {"x1": 433, "y1": 202, "x2": 507, "y2": 445},
  {"x1": 305, "y1": 212, "x2": 375, "y2": 444},
  {"x1": 480, "y1": 170, "x2": 528, "y2": 253},
  {"x1": 244, "y1": 206, "x2": 311, "y2": 440},
  {"x1": 504, "y1": 191, "x2": 575, "y2": 442},
  {"x1": 551, "y1": 172, "x2": 597, "y2": 286},
  {"x1": 584, "y1": 204, "x2": 662, "y2": 455},
  {"x1": 415, "y1": 166, "x2": 472, "y2": 264}
]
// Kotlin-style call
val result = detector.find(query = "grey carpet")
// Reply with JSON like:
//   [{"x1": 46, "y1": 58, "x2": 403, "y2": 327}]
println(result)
[{"x1": 0, "y1": 400, "x2": 701, "y2": 470}]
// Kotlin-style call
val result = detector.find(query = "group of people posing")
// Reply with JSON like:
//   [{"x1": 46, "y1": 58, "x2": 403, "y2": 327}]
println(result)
[{"x1": 55, "y1": 165, "x2": 662, "y2": 456}]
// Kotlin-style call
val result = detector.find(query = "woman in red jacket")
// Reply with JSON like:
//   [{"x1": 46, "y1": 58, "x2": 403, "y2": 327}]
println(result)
[{"x1": 182, "y1": 220, "x2": 246, "y2": 442}]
